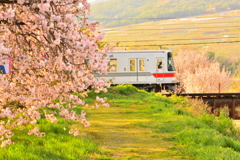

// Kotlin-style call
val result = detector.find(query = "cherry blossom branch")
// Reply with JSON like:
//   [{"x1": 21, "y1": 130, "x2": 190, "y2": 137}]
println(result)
[{"x1": 0, "y1": 0, "x2": 113, "y2": 147}]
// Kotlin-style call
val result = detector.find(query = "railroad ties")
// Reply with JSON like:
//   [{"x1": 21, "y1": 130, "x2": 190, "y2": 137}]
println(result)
[{"x1": 163, "y1": 93, "x2": 240, "y2": 119}]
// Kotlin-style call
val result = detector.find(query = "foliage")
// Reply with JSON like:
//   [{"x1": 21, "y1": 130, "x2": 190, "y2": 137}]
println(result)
[
  {"x1": 175, "y1": 129, "x2": 240, "y2": 160},
  {"x1": 231, "y1": 79, "x2": 240, "y2": 92},
  {"x1": 90, "y1": 0, "x2": 240, "y2": 27},
  {"x1": 173, "y1": 47, "x2": 232, "y2": 93},
  {"x1": 217, "y1": 56, "x2": 240, "y2": 77},
  {"x1": 199, "y1": 112, "x2": 237, "y2": 136},
  {"x1": 169, "y1": 95, "x2": 211, "y2": 117},
  {"x1": 112, "y1": 84, "x2": 138, "y2": 95},
  {"x1": 170, "y1": 95, "x2": 238, "y2": 136},
  {"x1": 0, "y1": 0, "x2": 113, "y2": 147}
]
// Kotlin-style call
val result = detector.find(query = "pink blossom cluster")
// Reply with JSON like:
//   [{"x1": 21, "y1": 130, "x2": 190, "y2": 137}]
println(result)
[
  {"x1": 0, "y1": 44, "x2": 11, "y2": 54},
  {"x1": 44, "y1": 110, "x2": 58, "y2": 123},
  {"x1": 0, "y1": 0, "x2": 113, "y2": 147},
  {"x1": 81, "y1": 119, "x2": 90, "y2": 127},
  {"x1": 95, "y1": 96, "x2": 110, "y2": 108},
  {"x1": 69, "y1": 128, "x2": 79, "y2": 136},
  {"x1": 28, "y1": 127, "x2": 46, "y2": 137},
  {"x1": 0, "y1": 8, "x2": 15, "y2": 19},
  {"x1": 1, "y1": 139, "x2": 13, "y2": 148},
  {"x1": 0, "y1": 122, "x2": 14, "y2": 147},
  {"x1": 59, "y1": 108, "x2": 83, "y2": 121},
  {"x1": 96, "y1": 96, "x2": 107, "y2": 103},
  {"x1": 85, "y1": 102, "x2": 110, "y2": 109}
]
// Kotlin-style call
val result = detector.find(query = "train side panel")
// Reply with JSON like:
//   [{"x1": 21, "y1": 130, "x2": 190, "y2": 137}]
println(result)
[{"x1": 95, "y1": 50, "x2": 178, "y2": 92}]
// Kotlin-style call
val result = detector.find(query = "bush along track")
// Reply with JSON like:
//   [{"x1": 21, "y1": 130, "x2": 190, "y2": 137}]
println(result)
[{"x1": 81, "y1": 85, "x2": 240, "y2": 159}]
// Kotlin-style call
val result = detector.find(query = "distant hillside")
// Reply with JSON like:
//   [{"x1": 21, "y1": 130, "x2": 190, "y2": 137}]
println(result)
[{"x1": 90, "y1": 0, "x2": 240, "y2": 27}]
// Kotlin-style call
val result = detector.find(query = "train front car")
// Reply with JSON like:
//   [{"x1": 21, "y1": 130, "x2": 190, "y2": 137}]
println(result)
[
  {"x1": 153, "y1": 51, "x2": 177, "y2": 92},
  {"x1": 96, "y1": 50, "x2": 179, "y2": 93}
]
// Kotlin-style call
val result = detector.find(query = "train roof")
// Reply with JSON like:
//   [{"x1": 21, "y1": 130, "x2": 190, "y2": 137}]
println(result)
[{"x1": 110, "y1": 50, "x2": 171, "y2": 54}]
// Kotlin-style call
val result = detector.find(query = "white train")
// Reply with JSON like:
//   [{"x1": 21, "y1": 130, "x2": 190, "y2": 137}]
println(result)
[{"x1": 95, "y1": 50, "x2": 179, "y2": 92}]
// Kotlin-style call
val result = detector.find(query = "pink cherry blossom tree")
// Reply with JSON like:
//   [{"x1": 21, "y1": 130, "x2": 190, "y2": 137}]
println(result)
[
  {"x1": 174, "y1": 47, "x2": 231, "y2": 93},
  {"x1": 0, "y1": 0, "x2": 112, "y2": 147}
]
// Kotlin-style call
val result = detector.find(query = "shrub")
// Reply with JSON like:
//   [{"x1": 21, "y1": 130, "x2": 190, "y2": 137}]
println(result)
[
  {"x1": 115, "y1": 85, "x2": 138, "y2": 95},
  {"x1": 199, "y1": 112, "x2": 237, "y2": 136},
  {"x1": 170, "y1": 95, "x2": 210, "y2": 117}
]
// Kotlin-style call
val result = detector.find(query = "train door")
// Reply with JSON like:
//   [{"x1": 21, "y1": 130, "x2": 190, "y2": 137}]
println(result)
[
  {"x1": 156, "y1": 58, "x2": 164, "y2": 81},
  {"x1": 129, "y1": 58, "x2": 146, "y2": 82},
  {"x1": 138, "y1": 59, "x2": 146, "y2": 81}
]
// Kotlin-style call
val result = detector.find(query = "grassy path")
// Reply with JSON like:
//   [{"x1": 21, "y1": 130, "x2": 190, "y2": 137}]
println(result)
[
  {"x1": 82, "y1": 104, "x2": 181, "y2": 159},
  {"x1": 74, "y1": 86, "x2": 240, "y2": 159}
]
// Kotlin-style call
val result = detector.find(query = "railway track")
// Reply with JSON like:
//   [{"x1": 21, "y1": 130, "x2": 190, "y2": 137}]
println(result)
[{"x1": 163, "y1": 93, "x2": 240, "y2": 119}]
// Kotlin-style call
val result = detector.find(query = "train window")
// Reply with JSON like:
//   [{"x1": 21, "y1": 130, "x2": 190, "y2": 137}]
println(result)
[
  {"x1": 130, "y1": 60, "x2": 135, "y2": 71},
  {"x1": 139, "y1": 60, "x2": 145, "y2": 71},
  {"x1": 157, "y1": 59, "x2": 163, "y2": 69},
  {"x1": 109, "y1": 59, "x2": 118, "y2": 71},
  {"x1": 167, "y1": 52, "x2": 175, "y2": 71}
]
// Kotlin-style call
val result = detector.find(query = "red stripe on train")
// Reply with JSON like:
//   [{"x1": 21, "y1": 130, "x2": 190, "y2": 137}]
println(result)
[{"x1": 152, "y1": 73, "x2": 175, "y2": 78}]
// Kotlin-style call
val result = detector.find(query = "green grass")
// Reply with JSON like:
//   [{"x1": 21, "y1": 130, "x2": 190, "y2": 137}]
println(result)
[
  {"x1": 0, "y1": 118, "x2": 102, "y2": 160},
  {"x1": 2, "y1": 85, "x2": 240, "y2": 159},
  {"x1": 81, "y1": 85, "x2": 240, "y2": 159}
]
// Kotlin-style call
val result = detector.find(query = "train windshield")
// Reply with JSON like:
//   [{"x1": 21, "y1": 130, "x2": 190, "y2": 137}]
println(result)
[{"x1": 168, "y1": 52, "x2": 175, "y2": 71}]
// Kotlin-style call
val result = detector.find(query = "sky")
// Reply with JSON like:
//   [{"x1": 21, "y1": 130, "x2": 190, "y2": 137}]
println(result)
[
  {"x1": 87, "y1": 0, "x2": 95, "y2": 3},
  {"x1": 87, "y1": 0, "x2": 111, "y2": 4}
]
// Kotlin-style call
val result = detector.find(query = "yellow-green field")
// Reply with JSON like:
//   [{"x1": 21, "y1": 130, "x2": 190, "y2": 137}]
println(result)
[{"x1": 101, "y1": 10, "x2": 240, "y2": 60}]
